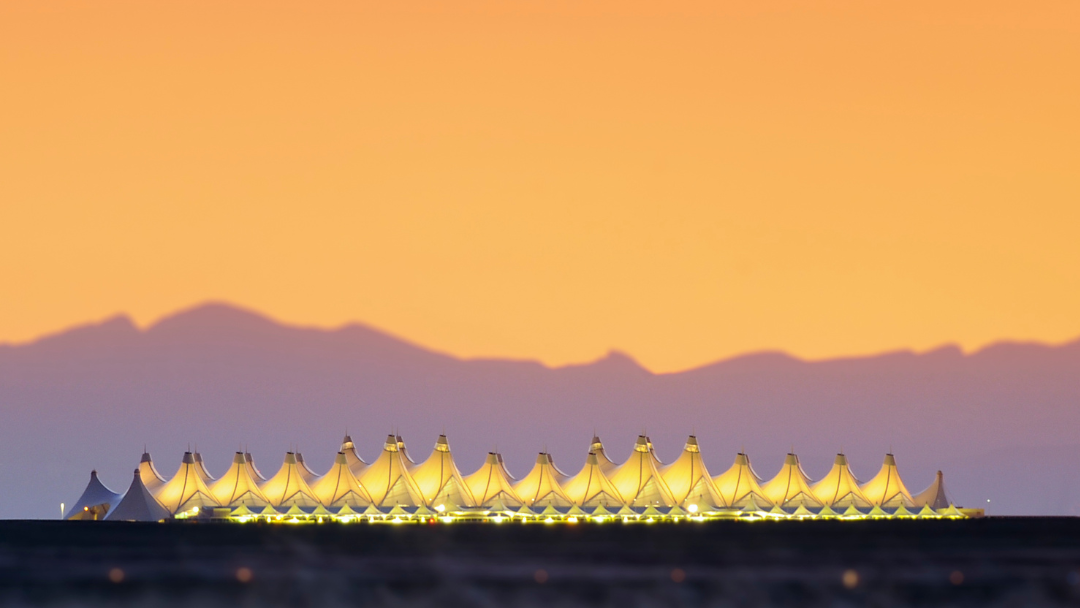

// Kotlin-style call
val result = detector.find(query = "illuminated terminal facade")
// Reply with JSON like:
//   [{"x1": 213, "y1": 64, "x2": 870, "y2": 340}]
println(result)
[{"x1": 66, "y1": 434, "x2": 980, "y2": 522}]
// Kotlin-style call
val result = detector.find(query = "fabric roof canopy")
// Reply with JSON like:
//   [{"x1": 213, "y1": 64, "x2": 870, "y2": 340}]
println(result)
[
  {"x1": 860, "y1": 454, "x2": 915, "y2": 508},
  {"x1": 763, "y1": 453, "x2": 823, "y2": 509},
  {"x1": 713, "y1": 453, "x2": 772, "y2": 509},
  {"x1": 340, "y1": 434, "x2": 368, "y2": 477},
  {"x1": 564, "y1": 452, "x2": 625, "y2": 508},
  {"x1": 106, "y1": 469, "x2": 172, "y2": 522},
  {"x1": 811, "y1": 454, "x2": 873, "y2": 508},
  {"x1": 138, "y1": 451, "x2": 168, "y2": 494},
  {"x1": 589, "y1": 435, "x2": 619, "y2": 474},
  {"x1": 359, "y1": 435, "x2": 426, "y2": 507},
  {"x1": 464, "y1": 452, "x2": 524, "y2": 508},
  {"x1": 261, "y1": 452, "x2": 321, "y2": 508},
  {"x1": 660, "y1": 436, "x2": 724, "y2": 508},
  {"x1": 609, "y1": 436, "x2": 676, "y2": 507},
  {"x1": 410, "y1": 435, "x2": 476, "y2": 510},
  {"x1": 295, "y1": 452, "x2": 321, "y2": 484},
  {"x1": 913, "y1": 470, "x2": 952, "y2": 509},
  {"x1": 514, "y1": 453, "x2": 574, "y2": 508},
  {"x1": 193, "y1": 451, "x2": 215, "y2": 484},
  {"x1": 156, "y1": 452, "x2": 221, "y2": 514},
  {"x1": 210, "y1": 452, "x2": 270, "y2": 508},
  {"x1": 311, "y1": 452, "x2": 374, "y2": 508},
  {"x1": 65, "y1": 470, "x2": 123, "y2": 519}
]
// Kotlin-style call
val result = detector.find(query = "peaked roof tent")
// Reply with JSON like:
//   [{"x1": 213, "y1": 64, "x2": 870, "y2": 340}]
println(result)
[
  {"x1": 589, "y1": 435, "x2": 619, "y2": 473},
  {"x1": 295, "y1": 452, "x2": 321, "y2": 484},
  {"x1": 359, "y1": 435, "x2": 426, "y2": 507},
  {"x1": 106, "y1": 469, "x2": 172, "y2": 522},
  {"x1": 65, "y1": 470, "x2": 123, "y2": 519},
  {"x1": 609, "y1": 436, "x2": 676, "y2": 507},
  {"x1": 138, "y1": 451, "x2": 168, "y2": 494},
  {"x1": 410, "y1": 435, "x2": 476, "y2": 509},
  {"x1": 244, "y1": 451, "x2": 267, "y2": 482},
  {"x1": 192, "y1": 451, "x2": 215, "y2": 483},
  {"x1": 210, "y1": 452, "x2": 270, "y2": 508},
  {"x1": 464, "y1": 452, "x2": 524, "y2": 508},
  {"x1": 340, "y1": 434, "x2": 368, "y2": 477},
  {"x1": 156, "y1": 452, "x2": 221, "y2": 514},
  {"x1": 646, "y1": 436, "x2": 664, "y2": 467},
  {"x1": 763, "y1": 453, "x2": 823, "y2": 508},
  {"x1": 397, "y1": 435, "x2": 417, "y2": 465},
  {"x1": 513, "y1": 453, "x2": 574, "y2": 508},
  {"x1": 261, "y1": 452, "x2": 321, "y2": 508},
  {"x1": 913, "y1": 470, "x2": 952, "y2": 509},
  {"x1": 812, "y1": 454, "x2": 873, "y2": 509},
  {"x1": 564, "y1": 452, "x2": 624, "y2": 508},
  {"x1": 713, "y1": 453, "x2": 773, "y2": 509},
  {"x1": 860, "y1": 454, "x2": 915, "y2": 508},
  {"x1": 312, "y1": 452, "x2": 374, "y2": 508},
  {"x1": 660, "y1": 436, "x2": 724, "y2": 509}
]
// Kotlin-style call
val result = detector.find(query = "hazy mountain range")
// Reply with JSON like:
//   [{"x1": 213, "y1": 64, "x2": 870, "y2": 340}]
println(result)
[{"x1": 2, "y1": 303, "x2": 1078, "y2": 519}]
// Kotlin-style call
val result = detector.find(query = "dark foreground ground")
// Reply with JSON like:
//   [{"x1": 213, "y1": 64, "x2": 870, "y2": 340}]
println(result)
[{"x1": 2, "y1": 518, "x2": 1080, "y2": 607}]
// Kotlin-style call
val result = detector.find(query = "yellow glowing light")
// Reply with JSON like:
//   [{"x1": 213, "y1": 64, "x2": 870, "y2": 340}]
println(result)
[
  {"x1": 544, "y1": 517, "x2": 555, "y2": 524},
  {"x1": 435, "y1": 504, "x2": 446, "y2": 513},
  {"x1": 567, "y1": 517, "x2": 578, "y2": 523},
  {"x1": 192, "y1": 507, "x2": 200, "y2": 514},
  {"x1": 492, "y1": 516, "x2": 505, "y2": 524},
  {"x1": 440, "y1": 516, "x2": 453, "y2": 523},
  {"x1": 687, "y1": 504, "x2": 698, "y2": 514}
]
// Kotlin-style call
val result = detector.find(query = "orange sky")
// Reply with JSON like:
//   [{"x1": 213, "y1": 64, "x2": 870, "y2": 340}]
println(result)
[{"x1": 1, "y1": 1, "x2": 1078, "y2": 372}]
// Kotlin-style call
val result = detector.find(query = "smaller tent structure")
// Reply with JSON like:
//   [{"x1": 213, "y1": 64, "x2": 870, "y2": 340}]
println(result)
[
  {"x1": 138, "y1": 451, "x2": 168, "y2": 494},
  {"x1": 609, "y1": 436, "x2": 676, "y2": 507},
  {"x1": 589, "y1": 435, "x2": 619, "y2": 473},
  {"x1": 106, "y1": 469, "x2": 172, "y2": 522},
  {"x1": 360, "y1": 435, "x2": 427, "y2": 507},
  {"x1": 261, "y1": 452, "x2": 321, "y2": 508},
  {"x1": 860, "y1": 454, "x2": 915, "y2": 508},
  {"x1": 565, "y1": 452, "x2": 624, "y2": 508},
  {"x1": 65, "y1": 470, "x2": 123, "y2": 520},
  {"x1": 713, "y1": 453, "x2": 772, "y2": 509},
  {"x1": 410, "y1": 435, "x2": 476, "y2": 510},
  {"x1": 340, "y1": 434, "x2": 368, "y2": 477},
  {"x1": 660, "y1": 436, "x2": 724, "y2": 509},
  {"x1": 312, "y1": 452, "x2": 373, "y2": 508},
  {"x1": 192, "y1": 451, "x2": 215, "y2": 484},
  {"x1": 156, "y1": 452, "x2": 221, "y2": 514},
  {"x1": 244, "y1": 451, "x2": 267, "y2": 482},
  {"x1": 210, "y1": 452, "x2": 270, "y2": 508},
  {"x1": 514, "y1": 453, "x2": 575, "y2": 508},
  {"x1": 465, "y1": 452, "x2": 523, "y2": 508},
  {"x1": 763, "y1": 453, "x2": 823, "y2": 509},
  {"x1": 295, "y1": 452, "x2": 320, "y2": 484},
  {"x1": 812, "y1": 454, "x2": 872, "y2": 509},
  {"x1": 912, "y1": 471, "x2": 951, "y2": 509}
]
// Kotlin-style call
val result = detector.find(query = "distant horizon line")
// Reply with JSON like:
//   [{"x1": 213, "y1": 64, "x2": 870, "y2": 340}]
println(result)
[{"x1": 4, "y1": 300, "x2": 1078, "y2": 375}]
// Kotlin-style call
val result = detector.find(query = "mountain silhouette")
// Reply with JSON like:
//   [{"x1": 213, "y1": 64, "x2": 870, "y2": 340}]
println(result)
[{"x1": 2, "y1": 302, "x2": 1079, "y2": 518}]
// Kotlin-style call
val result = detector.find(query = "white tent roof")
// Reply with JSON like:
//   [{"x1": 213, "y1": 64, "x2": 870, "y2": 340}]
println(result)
[
  {"x1": 295, "y1": 452, "x2": 321, "y2": 484},
  {"x1": 860, "y1": 454, "x2": 915, "y2": 508},
  {"x1": 811, "y1": 454, "x2": 872, "y2": 508},
  {"x1": 156, "y1": 452, "x2": 222, "y2": 514},
  {"x1": 514, "y1": 453, "x2": 574, "y2": 508},
  {"x1": 192, "y1": 451, "x2": 215, "y2": 483},
  {"x1": 763, "y1": 453, "x2": 823, "y2": 508},
  {"x1": 106, "y1": 469, "x2": 172, "y2": 522},
  {"x1": 464, "y1": 452, "x2": 523, "y2": 508},
  {"x1": 646, "y1": 436, "x2": 664, "y2": 467},
  {"x1": 397, "y1": 435, "x2": 417, "y2": 466},
  {"x1": 660, "y1": 436, "x2": 724, "y2": 508},
  {"x1": 564, "y1": 452, "x2": 624, "y2": 508},
  {"x1": 210, "y1": 452, "x2": 270, "y2": 508},
  {"x1": 589, "y1": 435, "x2": 619, "y2": 473},
  {"x1": 912, "y1": 470, "x2": 951, "y2": 509},
  {"x1": 609, "y1": 436, "x2": 676, "y2": 507},
  {"x1": 311, "y1": 452, "x2": 374, "y2": 508},
  {"x1": 410, "y1": 435, "x2": 476, "y2": 509},
  {"x1": 244, "y1": 451, "x2": 267, "y2": 481},
  {"x1": 138, "y1": 451, "x2": 168, "y2": 495},
  {"x1": 713, "y1": 453, "x2": 772, "y2": 509},
  {"x1": 359, "y1": 435, "x2": 426, "y2": 507},
  {"x1": 340, "y1": 434, "x2": 368, "y2": 477},
  {"x1": 65, "y1": 470, "x2": 123, "y2": 519},
  {"x1": 260, "y1": 452, "x2": 322, "y2": 508}
]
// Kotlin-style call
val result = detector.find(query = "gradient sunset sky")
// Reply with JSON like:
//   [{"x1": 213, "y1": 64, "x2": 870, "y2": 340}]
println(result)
[{"x1": 2, "y1": 1, "x2": 1078, "y2": 372}]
